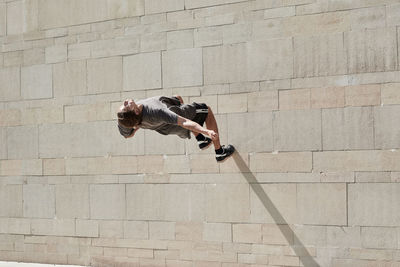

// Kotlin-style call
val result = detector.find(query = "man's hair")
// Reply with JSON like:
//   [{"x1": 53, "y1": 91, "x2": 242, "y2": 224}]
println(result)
[{"x1": 117, "y1": 110, "x2": 142, "y2": 128}]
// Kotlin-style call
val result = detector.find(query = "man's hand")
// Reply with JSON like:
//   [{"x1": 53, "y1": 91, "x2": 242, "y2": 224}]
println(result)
[{"x1": 206, "y1": 130, "x2": 218, "y2": 141}]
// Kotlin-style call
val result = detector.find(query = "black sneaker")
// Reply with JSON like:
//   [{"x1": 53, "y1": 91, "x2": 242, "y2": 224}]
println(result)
[
  {"x1": 215, "y1": 145, "x2": 235, "y2": 163},
  {"x1": 198, "y1": 137, "x2": 212, "y2": 150}
]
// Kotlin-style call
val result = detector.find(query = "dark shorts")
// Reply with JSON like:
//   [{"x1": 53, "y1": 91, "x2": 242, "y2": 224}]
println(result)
[{"x1": 191, "y1": 103, "x2": 208, "y2": 126}]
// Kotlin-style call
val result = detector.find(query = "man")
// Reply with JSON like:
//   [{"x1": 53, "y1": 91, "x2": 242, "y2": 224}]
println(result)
[{"x1": 117, "y1": 95, "x2": 235, "y2": 162}]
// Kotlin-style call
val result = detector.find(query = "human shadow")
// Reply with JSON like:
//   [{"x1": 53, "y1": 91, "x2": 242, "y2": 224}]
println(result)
[{"x1": 232, "y1": 153, "x2": 320, "y2": 267}]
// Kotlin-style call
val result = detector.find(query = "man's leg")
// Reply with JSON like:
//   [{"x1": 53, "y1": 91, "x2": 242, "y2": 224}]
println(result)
[{"x1": 204, "y1": 106, "x2": 221, "y2": 150}]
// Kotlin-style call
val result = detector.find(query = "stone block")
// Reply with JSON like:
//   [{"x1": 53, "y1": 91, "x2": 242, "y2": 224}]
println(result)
[
  {"x1": 264, "y1": 6, "x2": 295, "y2": 19},
  {"x1": 30, "y1": 219, "x2": 75, "y2": 236},
  {"x1": 0, "y1": 3, "x2": 5, "y2": 36},
  {"x1": 3, "y1": 51, "x2": 23, "y2": 67},
  {"x1": 250, "y1": 184, "x2": 297, "y2": 224},
  {"x1": 273, "y1": 109, "x2": 321, "y2": 151},
  {"x1": 203, "y1": 223, "x2": 231, "y2": 242},
  {"x1": 90, "y1": 184, "x2": 126, "y2": 220},
  {"x1": 345, "y1": 84, "x2": 381, "y2": 107},
  {"x1": 6, "y1": 1, "x2": 23, "y2": 35},
  {"x1": 124, "y1": 221, "x2": 149, "y2": 239},
  {"x1": 345, "y1": 27, "x2": 397, "y2": 73},
  {"x1": 23, "y1": 48, "x2": 45, "y2": 66},
  {"x1": 45, "y1": 45, "x2": 67, "y2": 64},
  {"x1": 327, "y1": 226, "x2": 361, "y2": 248},
  {"x1": 206, "y1": 184, "x2": 250, "y2": 223},
  {"x1": 189, "y1": 154, "x2": 219, "y2": 174},
  {"x1": 91, "y1": 36, "x2": 140, "y2": 58},
  {"x1": 162, "y1": 48, "x2": 202, "y2": 88},
  {"x1": 87, "y1": 57, "x2": 122, "y2": 94},
  {"x1": 314, "y1": 150, "x2": 400, "y2": 172},
  {"x1": 387, "y1": 3, "x2": 400, "y2": 26},
  {"x1": 293, "y1": 225, "x2": 326, "y2": 247},
  {"x1": 349, "y1": 183, "x2": 400, "y2": 226},
  {"x1": 247, "y1": 90, "x2": 278, "y2": 112},
  {"x1": 250, "y1": 152, "x2": 312, "y2": 172},
  {"x1": 65, "y1": 103, "x2": 111, "y2": 123},
  {"x1": 297, "y1": 183, "x2": 347, "y2": 225},
  {"x1": 21, "y1": 106, "x2": 64, "y2": 125},
  {"x1": 322, "y1": 107, "x2": 374, "y2": 150},
  {"x1": 68, "y1": 42, "x2": 91, "y2": 60},
  {"x1": 194, "y1": 27, "x2": 222, "y2": 47},
  {"x1": 0, "y1": 67, "x2": 20, "y2": 101},
  {"x1": 262, "y1": 224, "x2": 293, "y2": 245},
  {"x1": 140, "y1": 32, "x2": 167, "y2": 52},
  {"x1": 76, "y1": 220, "x2": 99, "y2": 237},
  {"x1": 43, "y1": 159, "x2": 65, "y2": 176},
  {"x1": 53, "y1": 60, "x2": 87, "y2": 97},
  {"x1": 149, "y1": 221, "x2": 175, "y2": 240},
  {"x1": 176, "y1": 222, "x2": 202, "y2": 241},
  {"x1": 65, "y1": 157, "x2": 112, "y2": 175},
  {"x1": 381, "y1": 83, "x2": 400, "y2": 105},
  {"x1": 294, "y1": 33, "x2": 347, "y2": 78},
  {"x1": 0, "y1": 185, "x2": 23, "y2": 217},
  {"x1": 361, "y1": 227, "x2": 397, "y2": 249},
  {"x1": 350, "y1": 6, "x2": 385, "y2": 30},
  {"x1": 374, "y1": 105, "x2": 400, "y2": 149},
  {"x1": 21, "y1": 64, "x2": 52, "y2": 100},
  {"x1": 99, "y1": 220, "x2": 124, "y2": 238},
  {"x1": 310, "y1": 86, "x2": 345, "y2": 109},
  {"x1": 218, "y1": 93, "x2": 247, "y2": 113},
  {"x1": 123, "y1": 52, "x2": 161, "y2": 91},
  {"x1": 167, "y1": 30, "x2": 194, "y2": 49},
  {"x1": 227, "y1": 112, "x2": 273, "y2": 153},
  {"x1": 6, "y1": 126, "x2": 38, "y2": 159},
  {"x1": 111, "y1": 156, "x2": 138, "y2": 175},
  {"x1": 127, "y1": 184, "x2": 205, "y2": 221},
  {"x1": 164, "y1": 155, "x2": 190, "y2": 174},
  {"x1": 0, "y1": 128, "x2": 6, "y2": 159},
  {"x1": 38, "y1": 0, "x2": 144, "y2": 29},
  {"x1": 233, "y1": 224, "x2": 262, "y2": 244},
  {"x1": 55, "y1": 184, "x2": 89, "y2": 219},
  {"x1": 279, "y1": 89, "x2": 310, "y2": 110},
  {"x1": 0, "y1": 159, "x2": 42, "y2": 176},
  {"x1": 145, "y1": 0, "x2": 184, "y2": 14},
  {"x1": 355, "y1": 172, "x2": 391, "y2": 183},
  {"x1": 23, "y1": 184, "x2": 55, "y2": 218},
  {"x1": 137, "y1": 155, "x2": 164, "y2": 174}
]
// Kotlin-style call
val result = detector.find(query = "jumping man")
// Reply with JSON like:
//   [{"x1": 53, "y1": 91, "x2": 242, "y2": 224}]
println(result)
[{"x1": 117, "y1": 95, "x2": 235, "y2": 162}]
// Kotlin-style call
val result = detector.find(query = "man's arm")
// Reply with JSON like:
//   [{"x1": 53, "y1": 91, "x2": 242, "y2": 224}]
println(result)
[
  {"x1": 173, "y1": 95, "x2": 184, "y2": 104},
  {"x1": 177, "y1": 116, "x2": 217, "y2": 140}
]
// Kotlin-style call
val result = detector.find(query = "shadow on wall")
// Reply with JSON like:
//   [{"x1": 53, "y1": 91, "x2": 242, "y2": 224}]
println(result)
[{"x1": 232, "y1": 153, "x2": 320, "y2": 267}]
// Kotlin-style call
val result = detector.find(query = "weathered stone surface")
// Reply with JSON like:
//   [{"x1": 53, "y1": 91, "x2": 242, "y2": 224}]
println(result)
[
  {"x1": 7, "y1": 1, "x2": 23, "y2": 35},
  {"x1": 38, "y1": 0, "x2": 145, "y2": 29},
  {"x1": 90, "y1": 184, "x2": 126, "y2": 220},
  {"x1": 0, "y1": 185, "x2": 22, "y2": 217},
  {"x1": 127, "y1": 184, "x2": 205, "y2": 221},
  {"x1": 345, "y1": 27, "x2": 397, "y2": 73},
  {"x1": 55, "y1": 184, "x2": 90, "y2": 219},
  {"x1": 45, "y1": 45, "x2": 67, "y2": 64},
  {"x1": 0, "y1": 67, "x2": 20, "y2": 101},
  {"x1": 311, "y1": 87, "x2": 345, "y2": 109},
  {"x1": 381, "y1": 83, "x2": 400, "y2": 105},
  {"x1": 162, "y1": 48, "x2": 202, "y2": 88},
  {"x1": 0, "y1": 128, "x2": 6, "y2": 159},
  {"x1": 21, "y1": 64, "x2": 52, "y2": 100},
  {"x1": 203, "y1": 223, "x2": 231, "y2": 242},
  {"x1": 149, "y1": 221, "x2": 175, "y2": 240},
  {"x1": 361, "y1": 227, "x2": 397, "y2": 249},
  {"x1": 327, "y1": 226, "x2": 361, "y2": 248},
  {"x1": 204, "y1": 39, "x2": 293, "y2": 84},
  {"x1": 345, "y1": 84, "x2": 381, "y2": 107},
  {"x1": 53, "y1": 60, "x2": 87, "y2": 97},
  {"x1": 297, "y1": 183, "x2": 347, "y2": 225},
  {"x1": 227, "y1": 112, "x2": 273, "y2": 152},
  {"x1": 314, "y1": 150, "x2": 400, "y2": 172},
  {"x1": 294, "y1": 33, "x2": 347, "y2": 78},
  {"x1": 279, "y1": 89, "x2": 310, "y2": 110},
  {"x1": 167, "y1": 29, "x2": 194, "y2": 49},
  {"x1": 374, "y1": 105, "x2": 400, "y2": 149},
  {"x1": 0, "y1": 3, "x2": 5, "y2": 36},
  {"x1": 250, "y1": 152, "x2": 312, "y2": 173},
  {"x1": 145, "y1": 0, "x2": 184, "y2": 14},
  {"x1": 23, "y1": 184, "x2": 55, "y2": 218},
  {"x1": 273, "y1": 109, "x2": 321, "y2": 151},
  {"x1": 322, "y1": 107, "x2": 374, "y2": 150},
  {"x1": 88, "y1": 57, "x2": 122, "y2": 94},
  {"x1": 6, "y1": 126, "x2": 38, "y2": 159},
  {"x1": 206, "y1": 184, "x2": 250, "y2": 223},
  {"x1": 123, "y1": 52, "x2": 161, "y2": 91},
  {"x1": 349, "y1": 183, "x2": 400, "y2": 226}
]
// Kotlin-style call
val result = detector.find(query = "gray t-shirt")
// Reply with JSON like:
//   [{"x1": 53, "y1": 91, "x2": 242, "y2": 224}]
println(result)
[{"x1": 118, "y1": 96, "x2": 194, "y2": 139}]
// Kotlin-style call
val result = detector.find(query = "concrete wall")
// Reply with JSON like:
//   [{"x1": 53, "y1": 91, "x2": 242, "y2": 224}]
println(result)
[{"x1": 0, "y1": 0, "x2": 400, "y2": 266}]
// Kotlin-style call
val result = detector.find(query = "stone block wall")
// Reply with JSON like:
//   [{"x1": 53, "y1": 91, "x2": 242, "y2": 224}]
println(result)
[{"x1": 0, "y1": 0, "x2": 400, "y2": 266}]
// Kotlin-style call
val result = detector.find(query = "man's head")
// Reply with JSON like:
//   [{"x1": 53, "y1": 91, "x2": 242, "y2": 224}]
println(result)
[{"x1": 117, "y1": 99, "x2": 142, "y2": 128}]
